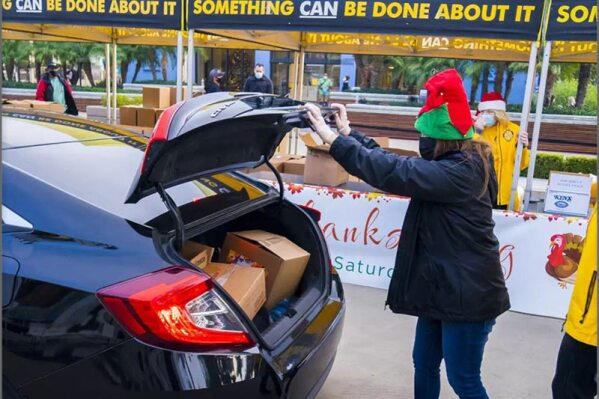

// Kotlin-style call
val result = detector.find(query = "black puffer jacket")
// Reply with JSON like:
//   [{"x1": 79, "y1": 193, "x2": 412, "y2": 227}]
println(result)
[{"x1": 329, "y1": 131, "x2": 510, "y2": 322}]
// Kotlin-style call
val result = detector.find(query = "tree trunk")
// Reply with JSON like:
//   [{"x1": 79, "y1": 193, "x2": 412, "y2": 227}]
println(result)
[
  {"x1": 132, "y1": 61, "x2": 142, "y2": 83},
  {"x1": 16, "y1": 66, "x2": 21, "y2": 82},
  {"x1": 469, "y1": 78, "x2": 479, "y2": 105},
  {"x1": 575, "y1": 63, "x2": 592, "y2": 109},
  {"x1": 481, "y1": 64, "x2": 490, "y2": 95},
  {"x1": 504, "y1": 68, "x2": 514, "y2": 103},
  {"x1": 35, "y1": 61, "x2": 42, "y2": 81},
  {"x1": 355, "y1": 55, "x2": 370, "y2": 88},
  {"x1": 78, "y1": 62, "x2": 83, "y2": 86},
  {"x1": 544, "y1": 70, "x2": 558, "y2": 106},
  {"x1": 493, "y1": 62, "x2": 506, "y2": 94},
  {"x1": 83, "y1": 61, "x2": 95, "y2": 87},
  {"x1": 6, "y1": 59, "x2": 15, "y2": 81},
  {"x1": 148, "y1": 52, "x2": 158, "y2": 81},
  {"x1": 120, "y1": 60, "x2": 129, "y2": 84},
  {"x1": 161, "y1": 50, "x2": 168, "y2": 81},
  {"x1": 369, "y1": 57, "x2": 384, "y2": 89}
]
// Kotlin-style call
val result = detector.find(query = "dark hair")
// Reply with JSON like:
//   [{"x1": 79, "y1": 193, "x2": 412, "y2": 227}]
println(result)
[
  {"x1": 345, "y1": 75, "x2": 350, "y2": 80},
  {"x1": 434, "y1": 138, "x2": 492, "y2": 198},
  {"x1": 255, "y1": 63, "x2": 264, "y2": 68}
]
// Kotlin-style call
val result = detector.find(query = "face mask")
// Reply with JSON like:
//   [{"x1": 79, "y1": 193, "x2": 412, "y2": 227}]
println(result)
[
  {"x1": 419, "y1": 137, "x2": 436, "y2": 161},
  {"x1": 255, "y1": 72, "x2": 264, "y2": 79},
  {"x1": 483, "y1": 114, "x2": 496, "y2": 127},
  {"x1": 49, "y1": 70, "x2": 57, "y2": 77}
]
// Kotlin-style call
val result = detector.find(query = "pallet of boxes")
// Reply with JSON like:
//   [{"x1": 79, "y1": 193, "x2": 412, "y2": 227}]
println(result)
[
  {"x1": 118, "y1": 86, "x2": 187, "y2": 137},
  {"x1": 180, "y1": 230, "x2": 310, "y2": 325},
  {"x1": 3, "y1": 99, "x2": 65, "y2": 113}
]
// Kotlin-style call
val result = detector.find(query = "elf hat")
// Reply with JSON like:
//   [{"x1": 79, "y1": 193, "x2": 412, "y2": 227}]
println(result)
[
  {"x1": 478, "y1": 92, "x2": 506, "y2": 112},
  {"x1": 415, "y1": 69, "x2": 474, "y2": 141}
]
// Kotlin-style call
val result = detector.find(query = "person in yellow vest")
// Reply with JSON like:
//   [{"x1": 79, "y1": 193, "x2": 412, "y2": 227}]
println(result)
[
  {"x1": 552, "y1": 204, "x2": 597, "y2": 398},
  {"x1": 474, "y1": 92, "x2": 530, "y2": 209}
]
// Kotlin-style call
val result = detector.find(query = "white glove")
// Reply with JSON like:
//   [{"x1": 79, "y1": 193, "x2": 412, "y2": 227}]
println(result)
[
  {"x1": 304, "y1": 103, "x2": 338, "y2": 145},
  {"x1": 519, "y1": 130, "x2": 529, "y2": 147},
  {"x1": 331, "y1": 103, "x2": 351, "y2": 136}
]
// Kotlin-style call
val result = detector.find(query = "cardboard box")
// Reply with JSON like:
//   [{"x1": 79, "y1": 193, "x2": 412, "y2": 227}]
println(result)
[
  {"x1": 143, "y1": 86, "x2": 171, "y2": 109},
  {"x1": 252, "y1": 153, "x2": 296, "y2": 173},
  {"x1": 203, "y1": 263, "x2": 266, "y2": 319},
  {"x1": 374, "y1": 136, "x2": 390, "y2": 147},
  {"x1": 277, "y1": 132, "x2": 291, "y2": 154},
  {"x1": 181, "y1": 241, "x2": 215, "y2": 269},
  {"x1": 137, "y1": 107, "x2": 158, "y2": 127},
  {"x1": 283, "y1": 158, "x2": 306, "y2": 175},
  {"x1": 155, "y1": 109, "x2": 166, "y2": 120},
  {"x1": 169, "y1": 87, "x2": 188, "y2": 105},
  {"x1": 384, "y1": 147, "x2": 420, "y2": 157},
  {"x1": 4, "y1": 100, "x2": 33, "y2": 108},
  {"x1": 219, "y1": 230, "x2": 310, "y2": 309},
  {"x1": 119, "y1": 106, "x2": 139, "y2": 126}
]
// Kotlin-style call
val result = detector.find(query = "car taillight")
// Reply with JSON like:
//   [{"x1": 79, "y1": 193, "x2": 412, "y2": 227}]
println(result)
[{"x1": 97, "y1": 266, "x2": 253, "y2": 351}]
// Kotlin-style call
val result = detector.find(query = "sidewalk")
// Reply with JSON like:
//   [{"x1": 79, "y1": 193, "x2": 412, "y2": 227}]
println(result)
[{"x1": 318, "y1": 283, "x2": 564, "y2": 399}]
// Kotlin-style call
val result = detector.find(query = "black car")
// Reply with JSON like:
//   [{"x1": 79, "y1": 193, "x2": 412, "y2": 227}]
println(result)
[{"x1": 2, "y1": 93, "x2": 345, "y2": 398}]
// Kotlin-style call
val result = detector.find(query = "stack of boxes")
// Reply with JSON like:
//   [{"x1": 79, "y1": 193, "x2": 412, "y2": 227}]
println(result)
[{"x1": 119, "y1": 87, "x2": 188, "y2": 135}]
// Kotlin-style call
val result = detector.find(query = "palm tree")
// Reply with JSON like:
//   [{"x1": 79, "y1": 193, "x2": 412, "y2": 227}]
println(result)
[
  {"x1": 493, "y1": 62, "x2": 508, "y2": 94},
  {"x1": 544, "y1": 63, "x2": 561, "y2": 106},
  {"x1": 464, "y1": 62, "x2": 486, "y2": 105},
  {"x1": 32, "y1": 42, "x2": 58, "y2": 81},
  {"x1": 2, "y1": 40, "x2": 32, "y2": 81},
  {"x1": 575, "y1": 63, "x2": 593, "y2": 108},
  {"x1": 160, "y1": 46, "x2": 176, "y2": 81},
  {"x1": 118, "y1": 45, "x2": 143, "y2": 84},
  {"x1": 481, "y1": 63, "x2": 491, "y2": 95},
  {"x1": 504, "y1": 62, "x2": 528, "y2": 103}
]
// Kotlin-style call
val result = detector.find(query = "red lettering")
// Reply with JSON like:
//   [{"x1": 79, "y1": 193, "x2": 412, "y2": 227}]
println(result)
[
  {"x1": 364, "y1": 208, "x2": 382, "y2": 245},
  {"x1": 322, "y1": 222, "x2": 341, "y2": 241},
  {"x1": 499, "y1": 244, "x2": 515, "y2": 280}
]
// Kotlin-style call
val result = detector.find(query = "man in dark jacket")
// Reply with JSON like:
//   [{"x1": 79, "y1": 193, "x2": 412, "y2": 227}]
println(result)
[
  {"x1": 243, "y1": 63, "x2": 273, "y2": 94},
  {"x1": 35, "y1": 62, "x2": 78, "y2": 115},
  {"x1": 305, "y1": 69, "x2": 509, "y2": 399}
]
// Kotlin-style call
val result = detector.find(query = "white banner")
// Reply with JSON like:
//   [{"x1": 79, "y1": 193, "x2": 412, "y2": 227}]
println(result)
[{"x1": 281, "y1": 183, "x2": 589, "y2": 319}]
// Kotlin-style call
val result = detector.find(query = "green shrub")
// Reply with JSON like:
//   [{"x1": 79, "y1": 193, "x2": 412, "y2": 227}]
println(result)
[
  {"x1": 101, "y1": 94, "x2": 142, "y2": 107},
  {"x1": 521, "y1": 153, "x2": 597, "y2": 179}
]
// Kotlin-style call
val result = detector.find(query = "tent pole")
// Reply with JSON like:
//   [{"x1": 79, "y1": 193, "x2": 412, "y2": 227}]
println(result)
[
  {"x1": 176, "y1": 31, "x2": 183, "y2": 103},
  {"x1": 524, "y1": 41, "x2": 552, "y2": 211},
  {"x1": 297, "y1": 47, "x2": 305, "y2": 101},
  {"x1": 105, "y1": 43, "x2": 111, "y2": 123},
  {"x1": 508, "y1": 41, "x2": 538, "y2": 211},
  {"x1": 112, "y1": 40, "x2": 117, "y2": 124},
  {"x1": 292, "y1": 51, "x2": 300, "y2": 100},
  {"x1": 187, "y1": 30, "x2": 194, "y2": 100}
]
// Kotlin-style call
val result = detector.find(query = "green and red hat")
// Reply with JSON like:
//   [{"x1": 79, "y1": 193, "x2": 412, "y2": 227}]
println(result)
[{"x1": 414, "y1": 69, "x2": 474, "y2": 140}]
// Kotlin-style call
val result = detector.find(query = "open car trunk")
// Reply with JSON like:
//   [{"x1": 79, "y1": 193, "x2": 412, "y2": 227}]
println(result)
[{"x1": 172, "y1": 198, "x2": 329, "y2": 348}]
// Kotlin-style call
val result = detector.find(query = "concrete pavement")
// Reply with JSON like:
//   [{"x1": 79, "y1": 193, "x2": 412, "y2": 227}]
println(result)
[{"x1": 318, "y1": 283, "x2": 565, "y2": 399}]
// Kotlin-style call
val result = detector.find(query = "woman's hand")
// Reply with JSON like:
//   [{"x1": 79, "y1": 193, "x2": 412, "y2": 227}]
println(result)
[
  {"x1": 304, "y1": 103, "x2": 338, "y2": 145},
  {"x1": 519, "y1": 130, "x2": 529, "y2": 147},
  {"x1": 331, "y1": 103, "x2": 351, "y2": 136}
]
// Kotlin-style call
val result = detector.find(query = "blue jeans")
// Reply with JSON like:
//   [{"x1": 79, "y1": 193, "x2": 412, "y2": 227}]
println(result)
[{"x1": 413, "y1": 317, "x2": 495, "y2": 399}]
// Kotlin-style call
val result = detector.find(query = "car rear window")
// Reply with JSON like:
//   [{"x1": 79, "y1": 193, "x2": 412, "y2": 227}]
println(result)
[{"x1": 3, "y1": 123, "x2": 269, "y2": 227}]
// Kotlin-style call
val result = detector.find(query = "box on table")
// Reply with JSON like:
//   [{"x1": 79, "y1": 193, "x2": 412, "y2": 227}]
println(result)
[
  {"x1": 4, "y1": 100, "x2": 33, "y2": 108},
  {"x1": 283, "y1": 158, "x2": 306, "y2": 175},
  {"x1": 119, "y1": 106, "x2": 140, "y2": 126},
  {"x1": 301, "y1": 132, "x2": 348, "y2": 187},
  {"x1": 252, "y1": 153, "x2": 296, "y2": 173},
  {"x1": 219, "y1": 230, "x2": 310, "y2": 309},
  {"x1": 203, "y1": 263, "x2": 266, "y2": 319},
  {"x1": 137, "y1": 107, "x2": 159, "y2": 127},
  {"x1": 180, "y1": 241, "x2": 215, "y2": 269},
  {"x1": 169, "y1": 87, "x2": 188, "y2": 105},
  {"x1": 143, "y1": 86, "x2": 170, "y2": 109},
  {"x1": 27, "y1": 100, "x2": 65, "y2": 113}
]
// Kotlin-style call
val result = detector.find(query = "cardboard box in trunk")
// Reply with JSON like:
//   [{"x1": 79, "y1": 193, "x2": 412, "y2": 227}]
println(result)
[
  {"x1": 181, "y1": 241, "x2": 215, "y2": 269},
  {"x1": 137, "y1": 107, "x2": 158, "y2": 127},
  {"x1": 143, "y1": 86, "x2": 171, "y2": 109},
  {"x1": 119, "y1": 106, "x2": 139, "y2": 126},
  {"x1": 283, "y1": 158, "x2": 306, "y2": 175},
  {"x1": 252, "y1": 153, "x2": 296, "y2": 173},
  {"x1": 203, "y1": 263, "x2": 266, "y2": 319},
  {"x1": 219, "y1": 230, "x2": 310, "y2": 309},
  {"x1": 300, "y1": 132, "x2": 349, "y2": 187}
]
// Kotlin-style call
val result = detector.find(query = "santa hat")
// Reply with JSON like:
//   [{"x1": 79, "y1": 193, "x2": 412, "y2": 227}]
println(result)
[
  {"x1": 478, "y1": 92, "x2": 506, "y2": 112},
  {"x1": 414, "y1": 69, "x2": 474, "y2": 141}
]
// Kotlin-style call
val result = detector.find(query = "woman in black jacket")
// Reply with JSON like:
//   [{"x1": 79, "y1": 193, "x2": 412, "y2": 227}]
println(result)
[{"x1": 305, "y1": 69, "x2": 509, "y2": 399}]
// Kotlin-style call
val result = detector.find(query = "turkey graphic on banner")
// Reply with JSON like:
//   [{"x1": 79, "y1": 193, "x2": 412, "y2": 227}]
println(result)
[{"x1": 280, "y1": 183, "x2": 589, "y2": 319}]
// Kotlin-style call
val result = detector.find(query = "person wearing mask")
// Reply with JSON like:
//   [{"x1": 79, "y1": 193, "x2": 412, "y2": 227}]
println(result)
[
  {"x1": 552, "y1": 203, "x2": 597, "y2": 399},
  {"x1": 474, "y1": 92, "x2": 529, "y2": 209},
  {"x1": 35, "y1": 62, "x2": 78, "y2": 115},
  {"x1": 317, "y1": 73, "x2": 333, "y2": 106},
  {"x1": 205, "y1": 68, "x2": 225, "y2": 94},
  {"x1": 243, "y1": 63, "x2": 273, "y2": 94},
  {"x1": 305, "y1": 69, "x2": 509, "y2": 399},
  {"x1": 341, "y1": 75, "x2": 351, "y2": 91}
]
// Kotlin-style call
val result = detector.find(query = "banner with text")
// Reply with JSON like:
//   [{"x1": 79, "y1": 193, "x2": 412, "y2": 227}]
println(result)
[
  {"x1": 189, "y1": 0, "x2": 544, "y2": 40},
  {"x1": 546, "y1": 0, "x2": 597, "y2": 42},
  {"x1": 282, "y1": 183, "x2": 589, "y2": 319},
  {"x1": 3, "y1": 0, "x2": 183, "y2": 29}
]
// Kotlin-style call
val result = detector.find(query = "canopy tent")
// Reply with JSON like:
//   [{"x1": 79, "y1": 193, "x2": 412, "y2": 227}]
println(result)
[{"x1": 523, "y1": 0, "x2": 597, "y2": 211}]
